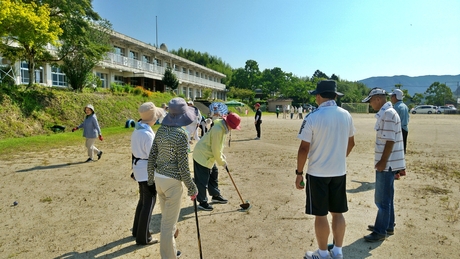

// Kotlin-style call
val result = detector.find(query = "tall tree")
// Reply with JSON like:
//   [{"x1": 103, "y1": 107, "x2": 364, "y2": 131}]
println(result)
[
  {"x1": 0, "y1": 0, "x2": 62, "y2": 87},
  {"x1": 163, "y1": 67, "x2": 179, "y2": 93},
  {"x1": 229, "y1": 60, "x2": 261, "y2": 91},
  {"x1": 59, "y1": 19, "x2": 112, "y2": 91},
  {"x1": 425, "y1": 82, "x2": 454, "y2": 106},
  {"x1": 260, "y1": 67, "x2": 286, "y2": 96},
  {"x1": 312, "y1": 69, "x2": 329, "y2": 80},
  {"x1": 0, "y1": 0, "x2": 102, "y2": 87}
]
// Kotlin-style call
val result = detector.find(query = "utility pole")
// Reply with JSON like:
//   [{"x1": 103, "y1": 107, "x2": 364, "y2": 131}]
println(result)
[{"x1": 156, "y1": 16, "x2": 158, "y2": 48}]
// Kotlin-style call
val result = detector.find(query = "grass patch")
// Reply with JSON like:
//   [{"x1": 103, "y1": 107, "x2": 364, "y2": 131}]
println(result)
[
  {"x1": 0, "y1": 126, "x2": 142, "y2": 159},
  {"x1": 40, "y1": 197, "x2": 53, "y2": 203}
]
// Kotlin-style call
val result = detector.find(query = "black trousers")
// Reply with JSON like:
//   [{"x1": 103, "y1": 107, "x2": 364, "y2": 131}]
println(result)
[
  {"x1": 402, "y1": 129, "x2": 408, "y2": 154},
  {"x1": 255, "y1": 122, "x2": 261, "y2": 138},
  {"x1": 132, "y1": 181, "x2": 157, "y2": 244},
  {"x1": 194, "y1": 161, "x2": 221, "y2": 204}
]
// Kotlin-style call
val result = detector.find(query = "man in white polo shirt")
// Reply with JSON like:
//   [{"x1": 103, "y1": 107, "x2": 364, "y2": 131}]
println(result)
[
  {"x1": 296, "y1": 80, "x2": 355, "y2": 259},
  {"x1": 361, "y1": 88, "x2": 406, "y2": 242}
]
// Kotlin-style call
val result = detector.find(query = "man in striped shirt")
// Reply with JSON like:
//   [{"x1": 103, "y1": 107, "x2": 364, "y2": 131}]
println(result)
[{"x1": 362, "y1": 88, "x2": 406, "y2": 242}]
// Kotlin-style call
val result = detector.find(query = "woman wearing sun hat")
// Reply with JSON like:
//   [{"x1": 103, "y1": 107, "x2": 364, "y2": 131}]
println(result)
[
  {"x1": 130, "y1": 102, "x2": 164, "y2": 245},
  {"x1": 192, "y1": 112, "x2": 241, "y2": 211},
  {"x1": 147, "y1": 97, "x2": 198, "y2": 259},
  {"x1": 71, "y1": 104, "x2": 103, "y2": 162}
]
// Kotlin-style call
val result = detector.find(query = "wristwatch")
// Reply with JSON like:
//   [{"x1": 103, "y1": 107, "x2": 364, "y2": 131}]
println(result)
[{"x1": 295, "y1": 170, "x2": 303, "y2": 175}]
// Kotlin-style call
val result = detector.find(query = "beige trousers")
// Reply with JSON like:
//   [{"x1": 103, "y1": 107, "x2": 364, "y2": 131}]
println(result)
[
  {"x1": 85, "y1": 138, "x2": 99, "y2": 159},
  {"x1": 155, "y1": 176, "x2": 183, "y2": 259}
]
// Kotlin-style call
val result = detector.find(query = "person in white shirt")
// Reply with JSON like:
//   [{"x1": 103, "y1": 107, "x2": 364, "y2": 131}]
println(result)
[
  {"x1": 130, "y1": 102, "x2": 163, "y2": 245},
  {"x1": 296, "y1": 80, "x2": 355, "y2": 259},
  {"x1": 361, "y1": 88, "x2": 406, "y2": 242}
]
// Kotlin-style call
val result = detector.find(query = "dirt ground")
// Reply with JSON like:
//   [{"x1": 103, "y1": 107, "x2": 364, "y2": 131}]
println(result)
[{"x1": 1, "y1": 112, "x2": 460, "y2": 259}]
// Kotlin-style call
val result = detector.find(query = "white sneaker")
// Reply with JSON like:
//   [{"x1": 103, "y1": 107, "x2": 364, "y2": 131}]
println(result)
[
  {"x1": 254, "y1": 137, "x2": 260, "y2": 140},
  {"x1": 304, "y1": 249, "x2": 332, "y2": 259},
  {"x1": 330, "y1": 250, "x2": 343, "y2": 259}
]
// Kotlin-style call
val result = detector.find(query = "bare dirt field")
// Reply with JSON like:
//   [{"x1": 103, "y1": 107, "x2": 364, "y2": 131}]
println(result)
[{"x1": 1, "y1": 113, "x2": 459, "y2": 259}]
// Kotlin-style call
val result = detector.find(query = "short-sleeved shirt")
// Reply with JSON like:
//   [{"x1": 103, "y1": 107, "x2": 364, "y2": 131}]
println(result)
[
  {"x1": 374, "y1": 102, "x2": 405, "y2": 171},
  {"x1": 297, "y1": 100, "x2": 355, "y2": 177}
]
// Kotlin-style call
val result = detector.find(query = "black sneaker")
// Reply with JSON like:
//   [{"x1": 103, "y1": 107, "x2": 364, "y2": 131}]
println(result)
[
  {"x1": 197, "y1": 202, "x2": 213, "y2": 211},
  {"x1": 364, "y1": 232, "x2": 386, "y2": 242},
  {"x1": 367, "y1": 224, "x2": 394, "y2": 235},
  {"x1": 97, "y1": 151, "x2": 103, "y2": 160},
  {"x1": 177, "y1": 250, "x2": 182, "y2": 258},
  {"x1": 85, "y1": 158, "x2": 93, "y2": 163},
  {"x1": 211, "y1": 195, "x2": 228, "y2": 204}
]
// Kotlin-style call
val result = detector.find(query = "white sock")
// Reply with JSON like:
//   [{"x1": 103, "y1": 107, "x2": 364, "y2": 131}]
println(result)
[
  {"x1": 319, "y1": 249, "x2": 329, "y2": 258},
  {"x1": 332, "y1": 246, "x2": 342, "y2": 255}
]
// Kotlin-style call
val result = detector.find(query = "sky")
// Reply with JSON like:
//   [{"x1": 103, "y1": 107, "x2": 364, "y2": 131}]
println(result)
[{"x1": 92, "y1": 0, "x2": 460, "y2": 82}]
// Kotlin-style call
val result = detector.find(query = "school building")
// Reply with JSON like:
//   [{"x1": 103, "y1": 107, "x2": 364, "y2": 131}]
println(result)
[{"x1": 0, "y1": 30, "x2": 227, "y2": 100}]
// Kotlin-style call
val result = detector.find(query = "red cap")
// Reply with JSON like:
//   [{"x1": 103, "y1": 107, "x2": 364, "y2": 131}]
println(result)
[
  {"x1": 223, "y1": 113, "x2": 241, "y2": 130},
  {"x1": 254, "y1": 103, "x2": 261, "y2": 107}
]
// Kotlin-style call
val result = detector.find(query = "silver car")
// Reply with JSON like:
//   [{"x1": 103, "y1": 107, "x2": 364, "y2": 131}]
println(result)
[{"x1": 410, "y1": 105, "x2": 437, "y2": 114}]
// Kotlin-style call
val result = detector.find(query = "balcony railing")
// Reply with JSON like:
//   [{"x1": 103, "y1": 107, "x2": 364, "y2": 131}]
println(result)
[{"x1": 102, "y1": 53, "x2": 226, "y2": 90}]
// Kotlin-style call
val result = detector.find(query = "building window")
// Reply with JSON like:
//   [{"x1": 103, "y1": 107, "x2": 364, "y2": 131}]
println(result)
[
  {"x1": 129, "y1": 50, "x2": 138, "y2": 60},
  {"x1": 20, "y1": 61, "x2": 43, "y2": 84},
  {"x1": 114, "y1": 46, "x2": 125, "y2": 56},
  {"x1": 51, "y1": 66, "x2": 67, "y2": 86},
  {"x1": 114, "y1": 75, "x2": 124, "y2": 84},
  {"x1": 182, "y1": 68, "x2": 187, "y2": 73},
  {"x1": 165, "y1": 62, "x2": 170, "y2": 68},
  {"x1": 143, "y1": 55, "x2": 150, "y2": 63},
  {"x1": 96, "y1": 72, "x2": 106, "y2": 88},
  {"x1": 154, "y1": 58, "x2": 162, "y2": 67}
]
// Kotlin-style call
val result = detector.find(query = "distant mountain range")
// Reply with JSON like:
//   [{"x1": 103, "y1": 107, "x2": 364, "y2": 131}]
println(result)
[{"x1": 358, "y1": 75, "x2": 460, "y2": 96}]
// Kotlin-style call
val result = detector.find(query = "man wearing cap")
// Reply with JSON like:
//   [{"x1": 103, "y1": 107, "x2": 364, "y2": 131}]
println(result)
[
  {"x1": 130, "y1": 102, "x2": 163, "y2": 245},
  {"x1": 390, "y1": 89, "x2": 409, "y2": 179},
  {"x1": 193, "y1": 112, "x2": 241, "y2": 211},
  {"x1": 361, "y1": 88, "x2": 405, "y2": 243},
  {"x1": 148, "y1": 97, "x2": 199, "y2": 258},
  {"x1": 254, "y1": 103, "x2": 262, "y2": 140},
  {"x1": 296, "y1": 80, "x2": 355, "y2": 259}
]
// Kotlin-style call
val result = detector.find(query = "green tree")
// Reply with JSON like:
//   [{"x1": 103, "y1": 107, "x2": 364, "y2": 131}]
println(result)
[
  {"x1": 260, "y1": 67, "x2": 286, "y2": 97},
  {"x1": 229, "y1": 60, "x2": 261, "y2": 90},
  {"x1": 0, "y1": 0, "x2": 102, "y2": 88},
  {"x1": 227, "y1": 86, "x2": 255, "y2": 102},
  {"x1": 59, "y1": 19, "x2": 112, "y2": 91},
  {"x1": 312, "y1": 69, "x2": 329, "y2": 80},
  {"x1": 0, "y1": 0, "x2": 63, "y2": 87},
  {"x1": 163, "y1": 67, "x2": 179, "y2": 93},
  {"x1": 411, "y1": 93, "x2": 425, "y2": 105},
  {"x1": 425, "y1": 82, "x2": 454, "y2": 106}
]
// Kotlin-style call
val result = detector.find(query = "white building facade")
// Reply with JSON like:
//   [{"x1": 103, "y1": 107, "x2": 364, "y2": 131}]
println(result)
[{"x1": 0, "y1": 30, "x2": 227, "y2": 100}]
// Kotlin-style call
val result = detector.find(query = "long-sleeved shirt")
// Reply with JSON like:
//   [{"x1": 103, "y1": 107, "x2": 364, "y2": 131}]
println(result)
[
  {"x1": 131, "y1": 122, "x2": 155, "y2": 182},
  {"x1": 147, "y1": 125, "x2": 197, "y2": 196},
  {"x1": 393, "y1": 100, "x2": 410, "y2": 131},
  {"x1": 193, "y1": 119, "x2": 228, "y2": 169},
  {"x1": 78, "y1": 113, "x2": 101, "y2": 138}
]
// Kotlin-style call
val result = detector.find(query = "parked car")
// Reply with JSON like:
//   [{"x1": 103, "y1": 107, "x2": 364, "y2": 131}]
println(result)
[
  {"x1": 410, "y1": 105, "x2": 437, "y2": 114},
  {"x1": 437, "y1": 106, "x2": 457, "y2": 114}
]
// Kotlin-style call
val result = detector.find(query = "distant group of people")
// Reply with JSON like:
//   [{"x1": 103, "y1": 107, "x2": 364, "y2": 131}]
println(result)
[
  {"x1": 296, "y1": 80, "x2": 408, "y2": 259},
  {"x1": 71, "y1": 79, "x2": 410, "y2": 258}
]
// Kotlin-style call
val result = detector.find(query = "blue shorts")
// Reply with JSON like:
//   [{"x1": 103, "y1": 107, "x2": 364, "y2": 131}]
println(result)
[{"x1": 305, "y1": 174, "x2": 348, "y2": 216}]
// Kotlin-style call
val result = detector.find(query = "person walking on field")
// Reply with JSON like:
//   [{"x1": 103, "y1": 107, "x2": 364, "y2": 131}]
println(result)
[
  {"x1": 72, "y1": 104, "x2": 103, "y2": 162},
  {"x1": 298, "y1": 106, "x2": 303, "y2": 119},
  {"x1": 290, "y1": 105, "x2": 295, "y2": 119},
  {"x1": 193, "y1": 112, "x2": 241, "y2": 211},
  {"x1": 147, "y1": 97, "x2": 198, "y2": 259},
  {"x1": 254, "y1": 103, "x2": 262, "y2": 140},
  {"x1": 389, "y1": 89, "x2": 409, "y2": 179},
  {"x1": 361, "y1": 88, "x2": 405, "y2": 243},
  {"x1": 130, "y1": 102, "x2": 163, "y2": 245},
  {"x1": 296, "y1": 80, "x2": 355, "y2": 259}
]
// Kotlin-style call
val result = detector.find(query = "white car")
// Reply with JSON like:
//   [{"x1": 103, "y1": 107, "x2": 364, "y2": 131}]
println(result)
[
  {"x1": 411, "y1": 105, "x2": 437, "y2": 114},
  {"x1": 437, "y1": 106, "x2": 457, "y2": 114}
]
